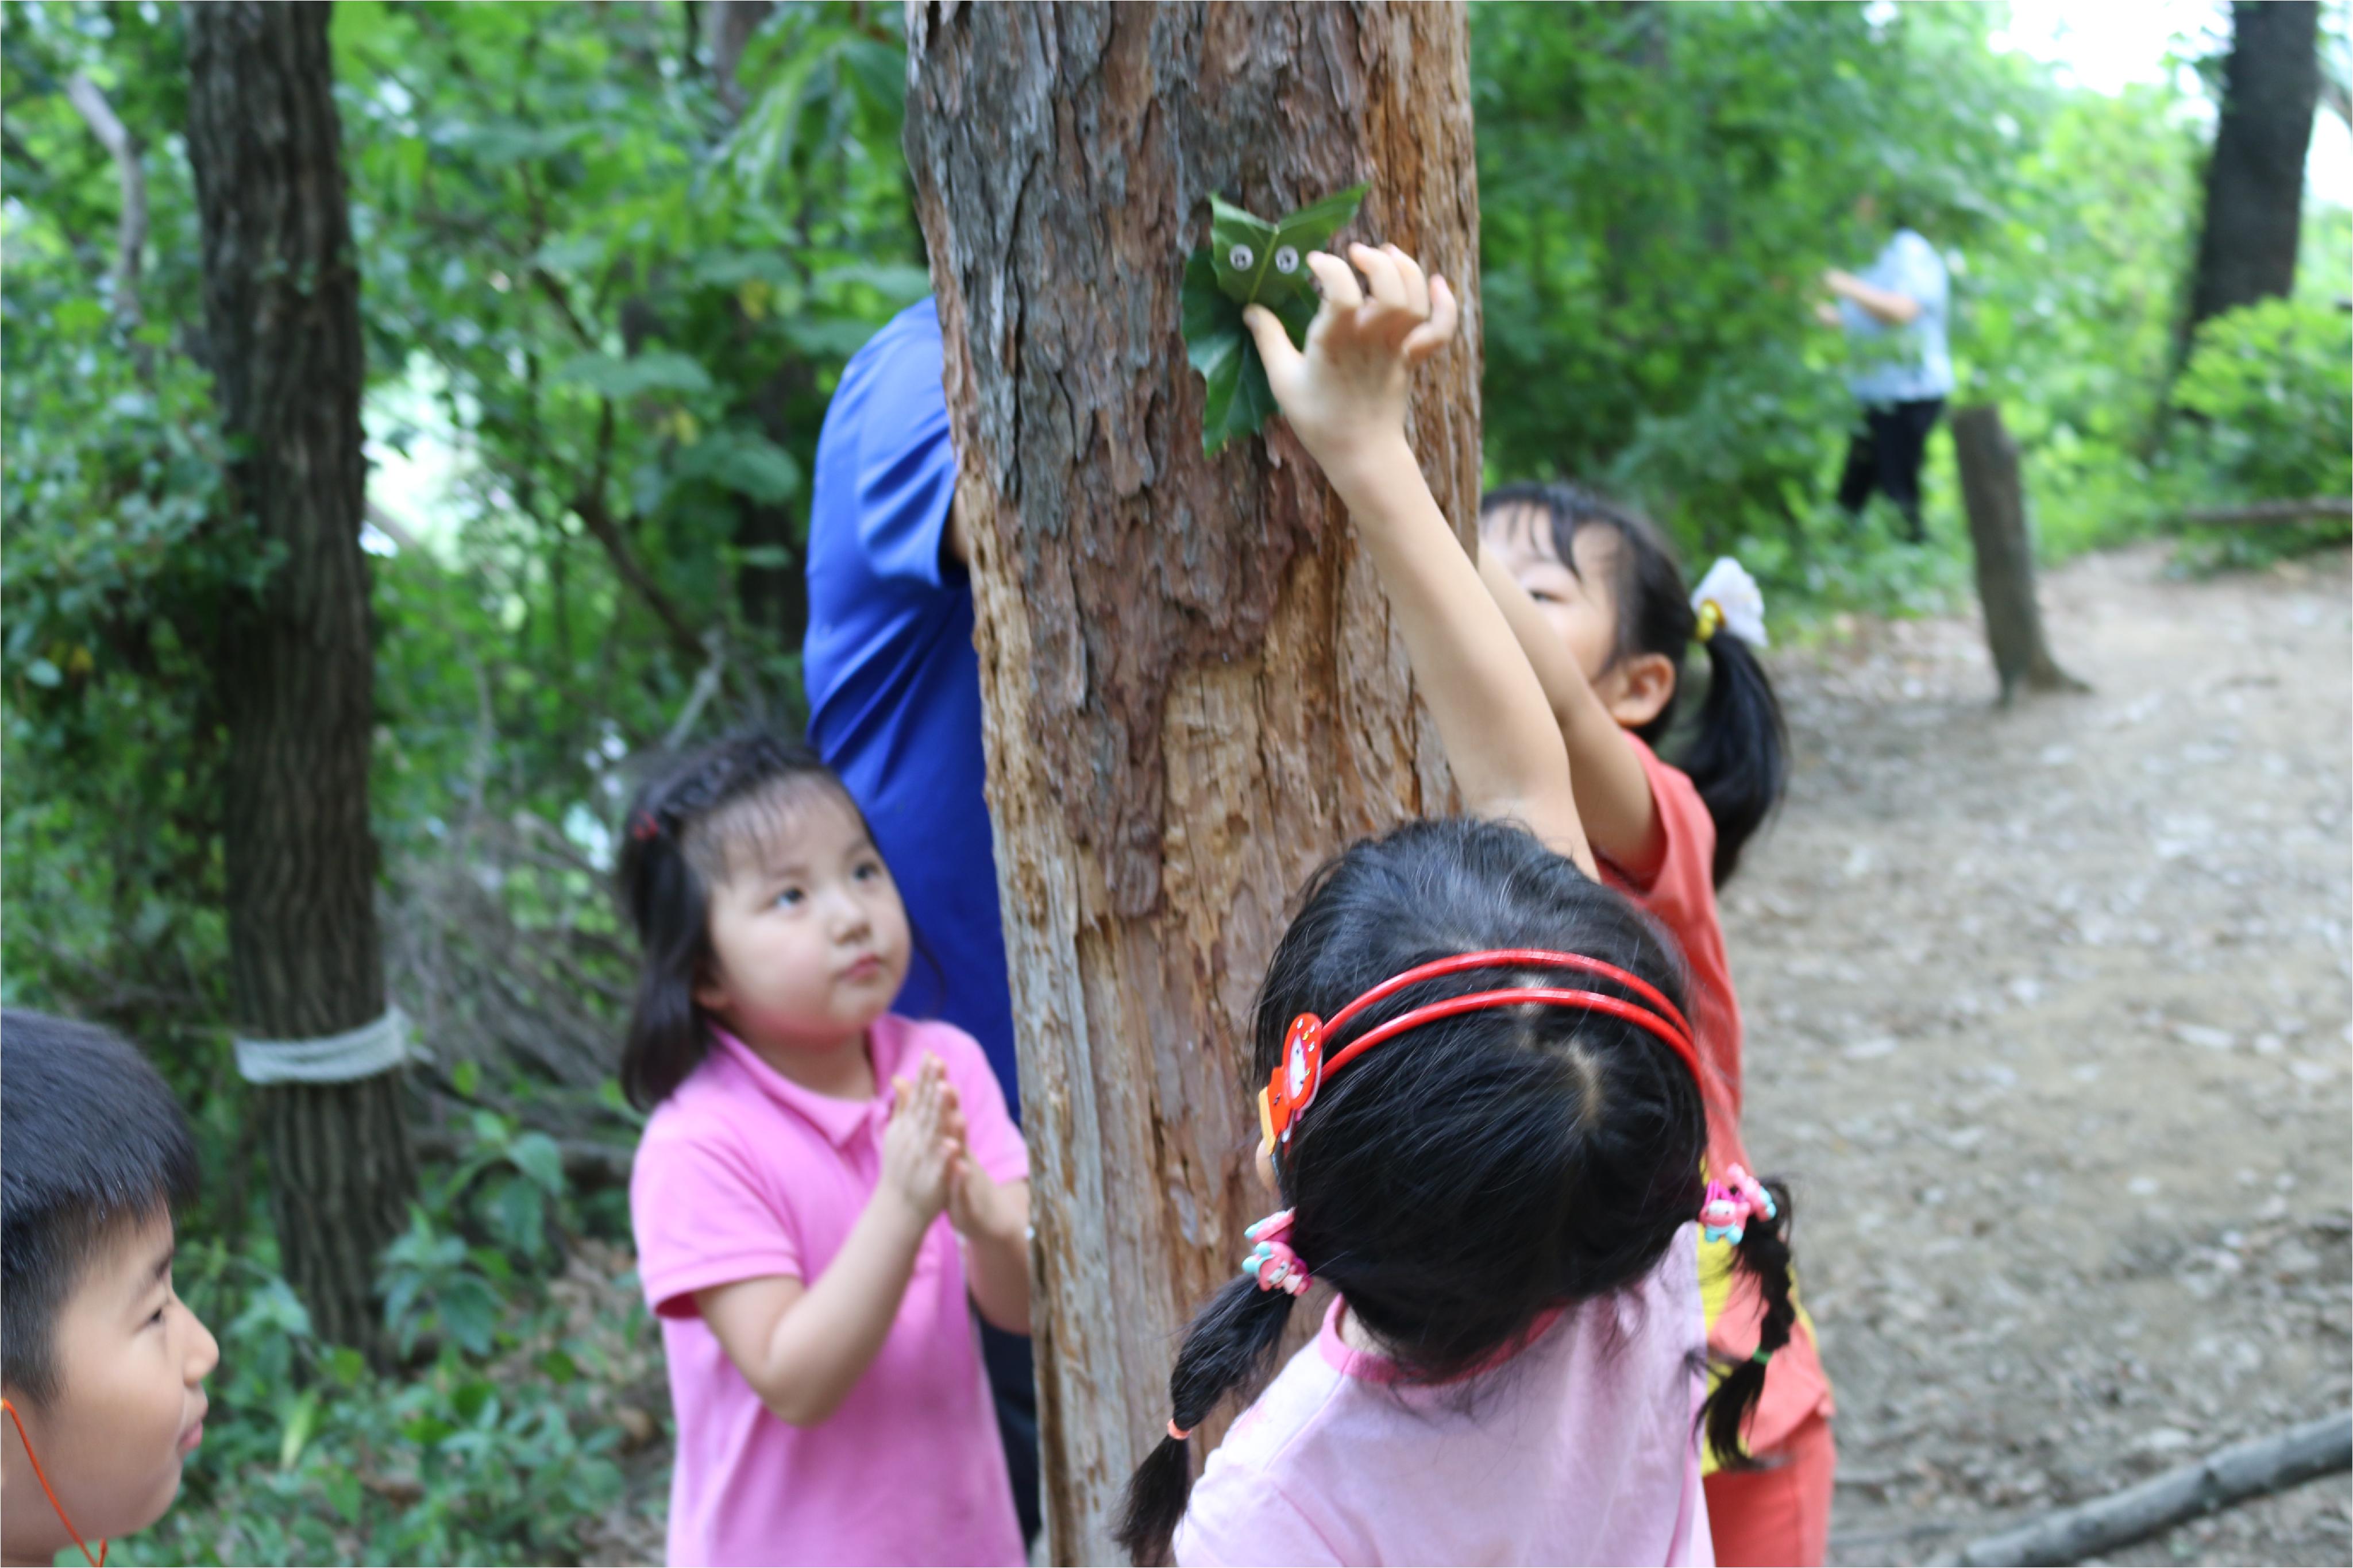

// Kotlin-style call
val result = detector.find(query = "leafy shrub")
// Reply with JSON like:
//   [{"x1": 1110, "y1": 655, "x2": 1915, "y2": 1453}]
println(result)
[
  {"x1": 2171, "y1": 297, "x2": 2353, "y2": 504},
  {"x1": 111, "y1": 1114, "x2": 660, "y2": 1567}
]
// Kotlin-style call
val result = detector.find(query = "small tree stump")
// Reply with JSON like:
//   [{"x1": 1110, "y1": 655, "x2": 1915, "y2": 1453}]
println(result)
[{"x1": 1951, "y1": 403, "x2": 2089, "y2": 705}]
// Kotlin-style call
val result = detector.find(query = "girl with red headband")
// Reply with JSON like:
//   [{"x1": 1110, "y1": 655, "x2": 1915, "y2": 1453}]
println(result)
[
  {"x1": 1114, "y1": 244, "x2": 1797, "y2": 1566},
  {"x1": 1469, "y1": 478, "x2": 1833, "y2": 1563}
]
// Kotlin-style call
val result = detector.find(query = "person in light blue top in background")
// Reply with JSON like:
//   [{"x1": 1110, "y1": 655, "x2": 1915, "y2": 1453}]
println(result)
[
  {"x1": 1815, "y1": 193, "x2": 1953, "y2": 543},
  {"x1": 801, "y1": 296, "x2": 1041, "y2": 1548}
]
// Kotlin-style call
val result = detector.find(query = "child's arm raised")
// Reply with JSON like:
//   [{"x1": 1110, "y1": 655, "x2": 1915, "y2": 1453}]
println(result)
[
  {"x1": 1243, "y1": 244, "x2": 1594, "y2": 873},
  {"x1": 1472, "y1": 546, "x2": 1663, "y2": 871},
  {"x1": 694, "y1": 1056, "x2": 961, "y2": 1427}
]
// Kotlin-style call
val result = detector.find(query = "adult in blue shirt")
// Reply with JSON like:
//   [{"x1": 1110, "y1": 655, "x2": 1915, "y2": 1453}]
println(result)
[
  {"x1": 1816, "y1": 194, "x2": 1953, "y2": 543},
  {"x1": 801, "y1": 298, "x2": 1039, "y2": 1546}
]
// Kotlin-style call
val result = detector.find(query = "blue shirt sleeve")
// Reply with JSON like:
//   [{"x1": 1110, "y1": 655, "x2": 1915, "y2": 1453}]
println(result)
[{"x1": 840, "y1": 301, "x2": 959, "y2": 593}]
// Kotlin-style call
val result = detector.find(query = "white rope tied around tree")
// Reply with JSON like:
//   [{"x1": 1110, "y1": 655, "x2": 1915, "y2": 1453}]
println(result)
[{"x1": 232, "y1": 1007, "x2": 411, "y2": 1084}]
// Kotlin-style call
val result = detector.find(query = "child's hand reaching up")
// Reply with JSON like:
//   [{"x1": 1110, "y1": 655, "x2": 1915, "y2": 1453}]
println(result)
[
  {"x1": 1240, "y1": 236, "x2": 1591, "y2": 870},
  {"x1": 880, "y1": 1055, "x2": 960, "y2": 1224},
  {"x1": 1241, "y1": 242, "x2": 1458, "y2": 492}
]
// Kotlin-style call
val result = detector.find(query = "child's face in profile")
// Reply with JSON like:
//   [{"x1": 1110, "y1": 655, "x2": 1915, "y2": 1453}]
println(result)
[
  {"x1": 1, "y1": 1207, "x2": 217, "y2": 1566},
  {"x1": 694, "y1": 784, "x2": 913, "y2": 1055},
  {"x1": 1484, "y1": 508, "x2": 1677, "y2": 729},
  {"x1": 1484, "y1": 505, "x2": 1626, "y2": 684}
]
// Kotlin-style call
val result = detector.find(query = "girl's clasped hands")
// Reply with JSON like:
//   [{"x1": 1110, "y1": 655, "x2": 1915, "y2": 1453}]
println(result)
[{"x1": 882, "y1": 1053, "x2": 1023, "y2": 1246}]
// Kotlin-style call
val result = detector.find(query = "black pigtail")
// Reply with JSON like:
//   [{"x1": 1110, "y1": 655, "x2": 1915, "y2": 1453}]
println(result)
[
  {"x1": 1681, "y1": 631, "x2": 1788, "y2": 886},
  {"x1": 1114, "y1": 1276, "x2": 1299, "y2": 1565},
  {"x1": 616, "y1": 803, "x2": 714, "y2": 1111},
  {"x1": 1700, "y1": 1177, "x2": 1797, "y2": 1470}
]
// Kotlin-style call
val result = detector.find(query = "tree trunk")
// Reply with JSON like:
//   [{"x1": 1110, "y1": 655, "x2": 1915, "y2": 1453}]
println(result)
[
  {"x1": 187, "y1": 1, "x2": 414, "y2": 1360},
  {"x1": 904, "y1": 5, "x2": 1482, "y2": 1558},
  {"x1": 1951, "y1": 405, "x2": 2086, "y2": 706},
  {"x1": 2182, "y1": 1, "x2": 2320, "y2": 346}
]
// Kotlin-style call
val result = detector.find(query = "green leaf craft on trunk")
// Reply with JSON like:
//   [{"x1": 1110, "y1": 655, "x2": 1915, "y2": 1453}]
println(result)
[{"x1": 1183, "y1": 183, "x2": 1368, "y2": 454}]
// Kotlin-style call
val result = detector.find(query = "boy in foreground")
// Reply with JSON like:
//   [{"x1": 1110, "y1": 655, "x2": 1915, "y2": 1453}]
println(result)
[{"x1": 2, "y1": 1010, "x2": 218, "y2": 1567}]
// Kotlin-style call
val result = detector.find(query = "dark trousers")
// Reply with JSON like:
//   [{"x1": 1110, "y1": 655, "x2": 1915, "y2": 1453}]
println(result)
[
  {"x1": 980, "y1": 1317, "x2": 1042, "y2": 1547},
  {"x1": 1837, "y1": 397, "x2": 1945, "y2": 541}
]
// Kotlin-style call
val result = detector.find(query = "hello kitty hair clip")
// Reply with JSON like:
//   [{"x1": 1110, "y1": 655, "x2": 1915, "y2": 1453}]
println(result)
[{"x1": 1699, "y1": 1164, "x2": 1777, "y2": 1246}]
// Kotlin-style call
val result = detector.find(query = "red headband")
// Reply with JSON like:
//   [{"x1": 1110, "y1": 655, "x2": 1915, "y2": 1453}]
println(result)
[{"x1": 1259, "y1": 948, "x2": 1700, "y2": 1151}]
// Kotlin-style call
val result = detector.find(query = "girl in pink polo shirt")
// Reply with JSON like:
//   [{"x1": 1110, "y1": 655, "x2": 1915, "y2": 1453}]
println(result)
[
  {"x1": 618, "y1": 735, "x2": 1029, "y2": 1567},
  {"x1": 1112, "y1": 244, "x2": 1796, "y2": 1565}
]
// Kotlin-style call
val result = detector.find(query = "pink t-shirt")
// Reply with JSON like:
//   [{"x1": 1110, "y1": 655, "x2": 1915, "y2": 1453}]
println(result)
[
  {"x1": 630, "y1": 1015, "x2": 1028, "y2": 1567},
  {"x1": 1174, "y1": 1228, "x2": 1715, "y2": 1567}
]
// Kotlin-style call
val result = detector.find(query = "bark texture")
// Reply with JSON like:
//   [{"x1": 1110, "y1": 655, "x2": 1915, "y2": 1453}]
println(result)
[
  {"x1": 187, "y1": 1, "x2": 414, "y2": 1358},
  {"x1": 1952, "y1": 405, "x2": 2086, "y2": 706},
  {"x1": 2184, "y1": 1, "x2": 2320, "y2": 341},
  {"x1": 904, "y1": 4, "x2": 1480, "y2": 1556}
]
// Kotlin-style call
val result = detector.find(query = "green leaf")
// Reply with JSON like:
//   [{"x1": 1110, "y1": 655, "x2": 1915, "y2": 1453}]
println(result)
[
  {"x1": 279, "y1": 1388, "x2": 321, "y2": 1470},
  {"x1": 551, "y1": 350, "x2": 714, "y2": 400},
  {"x1": 1183, "y1": 185, "x2": 1367, "y2": 454},
  {"x1": 1183, "y1": 249, "x2": 1278, "y2": 456},
  {"x1": 673, "y1": 429, "x2": 803, "y2": 504},
  {"x1": 450, "y1": 1060, "x2": 480, "y2": 1098},
  {"x1": 323, "y1": 1469, "x2": 364, "y2": 1525},
  {"x1": 505, "y1": 1131, "x2": 566, "y2": 1196},
  {"x1": 781, "y1": 317, "x2": 884, "y2": 358},
  {"x1": 24, "y1": 658, "x2": 61, "y2": 688},
  {"x1": 1209, "y1": 183, "x2": 1367, "y2": 309}
]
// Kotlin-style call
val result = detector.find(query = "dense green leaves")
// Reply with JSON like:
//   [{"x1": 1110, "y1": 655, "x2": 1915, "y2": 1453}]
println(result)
[{"x1": 2173, "y1": 298, "x2": 2353, "y2": 505}]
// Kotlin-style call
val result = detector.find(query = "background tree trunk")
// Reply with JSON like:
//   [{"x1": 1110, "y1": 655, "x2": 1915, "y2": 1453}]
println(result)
[
  {"x1": 2182, "y1": 1, "x2": 2320, "y2": 345},
  {"x1": 187, "y1": 1, "x2": 414, "y2": 1360},
  {"x1": 1951, "y1": 404, "x2": 2086, "y2": 706},
  {"x1": 904, "y1": 4, "x2": 1481, "y2": 1557}
]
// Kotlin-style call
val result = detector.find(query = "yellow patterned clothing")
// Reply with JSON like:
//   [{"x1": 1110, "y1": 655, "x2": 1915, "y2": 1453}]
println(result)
[{"x1": 1696, "y1": 1227, "x2": 1834, "y2": 1474}]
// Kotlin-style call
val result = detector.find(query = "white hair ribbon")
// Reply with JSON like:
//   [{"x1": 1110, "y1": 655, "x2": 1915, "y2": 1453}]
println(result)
[{"x1": 1689, "y1": 557, "x2": 1768, "y2": 648}]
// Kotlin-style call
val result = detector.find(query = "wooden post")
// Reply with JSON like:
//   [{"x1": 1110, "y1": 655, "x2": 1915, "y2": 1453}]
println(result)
[
  {"x1": 903, "y1": 5, "x2": 1482, "y2": 1557},
  {"x1": 1950, "y1": 404, "x2": 2088, "y2": 705}
]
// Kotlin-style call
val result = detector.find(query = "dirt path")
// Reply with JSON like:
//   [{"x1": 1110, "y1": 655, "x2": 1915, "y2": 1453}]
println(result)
[{"x1": 1729, "y1": 544, "x2": 2352, "y2": 1566}]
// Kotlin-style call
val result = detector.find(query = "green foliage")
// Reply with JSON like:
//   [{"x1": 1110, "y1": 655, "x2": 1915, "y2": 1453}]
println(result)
[
  {"x1": 112, "y1": 1114, "x2": 654, "y2": 1567},
  {"x1": 2171, "y1": 298, "x2": 2353, "y2": 504},
  {"x1": 1184, "y1": 184, "x2": 1366, "y2": 454},
  {"x1": 1471, "y1": 1, "x2": 2228, "y2": 597}
]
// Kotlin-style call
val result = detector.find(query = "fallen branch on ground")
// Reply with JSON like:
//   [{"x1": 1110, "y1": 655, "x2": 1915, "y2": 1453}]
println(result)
[
  {"x1": 2178, "y1": 497, "x2": 2353, "y2": 528},
  {"x1": 1944, "y1": 1411, "x2": 2352, "y2": 1567}
]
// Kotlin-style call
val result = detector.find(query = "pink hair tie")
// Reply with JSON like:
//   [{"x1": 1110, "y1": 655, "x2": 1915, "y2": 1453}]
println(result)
[
  {"x1": 1241, "y1": 1208, "x2": 1311, "y2": 1296},
  {"x1": 1167, "y1": 1419, "x2": 1193, "y2": 1442},
  {"x1": 1699, "y1": 1164, "x2": 1777, "y2": 1246}
]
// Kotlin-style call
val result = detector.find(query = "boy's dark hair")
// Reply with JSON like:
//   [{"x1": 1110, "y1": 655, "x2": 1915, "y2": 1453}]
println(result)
[
  {"x1": 1114, "y1": 820, "x2": 1799, "y2": 1563},
  {"x1": 1, "y1": 1010, "x2": 199, "y2": 1405},
  {"x1": 615, "y1": 731, "x2": 873, "y2": 1110},
  {"x1": 1482, "y1": 481, "x2": 1789, "y2": 885}
]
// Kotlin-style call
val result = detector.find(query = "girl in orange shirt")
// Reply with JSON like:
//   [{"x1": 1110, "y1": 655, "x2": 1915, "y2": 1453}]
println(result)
[{"x1": 1476, "y1": 481, "x2": 1834, "y2": 1567}]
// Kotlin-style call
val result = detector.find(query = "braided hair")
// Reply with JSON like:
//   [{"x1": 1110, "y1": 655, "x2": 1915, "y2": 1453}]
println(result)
[{"x1": 1114, "y1": 818, "x2": 1801, "y2": 1563}]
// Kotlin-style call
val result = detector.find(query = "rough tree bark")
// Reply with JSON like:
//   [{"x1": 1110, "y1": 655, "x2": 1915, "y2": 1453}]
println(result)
[
  {"x1": 187, "y1": 2, "x2": 414, "y2": 1359},
  {"x1": 2182, "y1": 1, "x2": 2320, "y2": 345},
  {"x1": 1951, "y1": 405, "x2": 2086, "y2": 706},
  {"x1": 904, "y1": 4, "x2": 1481, "y2": 1558}
]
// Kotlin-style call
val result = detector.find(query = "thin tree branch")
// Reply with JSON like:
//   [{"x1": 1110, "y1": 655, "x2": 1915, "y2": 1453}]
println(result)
[
  {"x1": 63, "y1": 74, "x2": 146, "y2": 331},
  {"x1": 570, "y1": 400, "x2": 710, "y2": 665}
]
